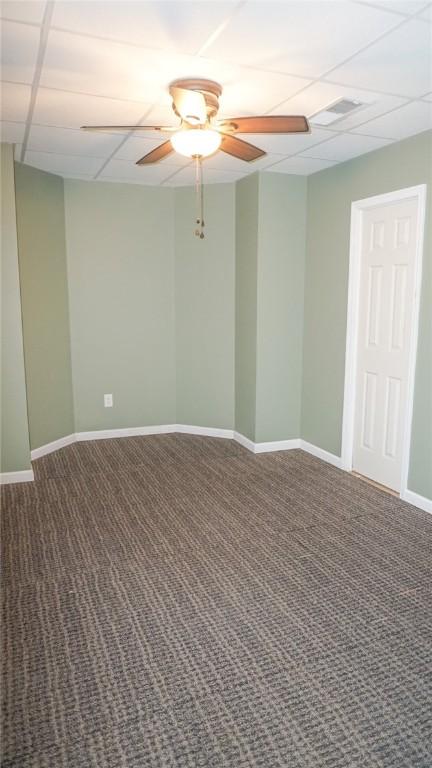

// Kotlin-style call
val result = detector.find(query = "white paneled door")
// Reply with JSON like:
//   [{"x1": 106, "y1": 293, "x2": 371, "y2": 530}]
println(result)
[{"x1": 352, "y1": 197, "x2": 420, "y2": 492}]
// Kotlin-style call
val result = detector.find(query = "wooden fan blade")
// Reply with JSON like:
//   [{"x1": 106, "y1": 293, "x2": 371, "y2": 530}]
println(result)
[
  {"x1": 218, "y1": 115, "x2": 309, "y2": 134},
  {"x1": 220, "y1": 134, "x2": 266, "y2": 162},
  {"x1": 81, "y1": 125, "x2": 175, "y2": 132},
  {"x1": 169, "y1": 86, "x2": 207, "y2": 125},
  {"x1": 136, "y1": 140, "x2": 174, "y2": 165}
]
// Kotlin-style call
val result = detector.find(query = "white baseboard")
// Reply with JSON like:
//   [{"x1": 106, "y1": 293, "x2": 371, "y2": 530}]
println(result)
[
  {"x1": 233, "y1": 431, "x2": 256, "y2": 452},
  {"x1": 31, "y1": 425, "x2": 299, "y2": 459},
  {"x1": 299, "y1": 440, "x2": 343, "y2": 469},
  {"x1": 233, "y1": 433, "x2": 301, "y2": 454},
  {"x1": 401, "y1": 489, "x2": 432, "y2": 515},
  {"x1": 31, "y1": 433, "x2": 76, "y2": 460},
  {"x1": 32, "y1": 424, "x2": 232, "y2": 457},
  {"x1": 234, "y1": 434, "x2": 339, "y2": 460},
  {"x1": 255, "y1": 438, "x2": 301, "y2": 454},
  {"x1": 176, "y1": 424, "x2": 234, "y2": 439},
  {"x1": 0, "y1": 469, "x2": 34, "y2": 485},
  {"x1": 75, "y1": 424, "x2": 177, "y2": 442}
]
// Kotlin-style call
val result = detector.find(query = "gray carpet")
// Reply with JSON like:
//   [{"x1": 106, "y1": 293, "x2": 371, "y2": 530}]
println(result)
[{"x1": 2, "y1": 434, "x2": 432, "y2": 767}]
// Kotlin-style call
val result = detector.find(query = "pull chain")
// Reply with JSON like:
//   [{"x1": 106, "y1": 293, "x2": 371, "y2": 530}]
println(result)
[{"x1": 194, "y1": 155, "x2": 205, "y2": 239}]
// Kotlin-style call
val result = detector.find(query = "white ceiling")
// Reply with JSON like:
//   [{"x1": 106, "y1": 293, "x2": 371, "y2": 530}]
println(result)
[{"x1": 1, "y1": 0, "x2": 431, "y2": 186}]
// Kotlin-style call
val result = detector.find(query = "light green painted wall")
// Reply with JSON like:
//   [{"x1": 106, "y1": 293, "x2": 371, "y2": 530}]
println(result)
[
  {"x1": 14, "y1": 163, "x2": 75, "y2": 450},
  {"x1": 64, "y1": 180, "x2": 176, "y2": 432},
  {"x1": 255, "y1": 173, "x2": 307, "y2": 442},
  {"x1": 175, "y1": 184, "x2": 235, "y2": 429},
  {"x1": 235, "y1": 174, "x2": 259, "y2": 441},
  {"x1": 0, "y1": 144, "x2": 31, "y2": 472},
  {"x1": 302, "y1": 130, "x2": 432, "y2": 499}
]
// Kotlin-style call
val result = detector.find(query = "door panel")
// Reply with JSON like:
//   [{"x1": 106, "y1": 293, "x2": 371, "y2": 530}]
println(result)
[
  {"x1": 361, "y1": 371, "x2": 377, "y2": 451},
  {"x1": 366, "y1": 266, "x2": 382, "y2": 347},
  {"x1": 390, "y1": 264, "x2": 407, "y2": 350},
  {"x1": 352, "y1": 198, "x2": 419, "y2": 492},
  {"x1": 383, "y1": 376, "x2": 401, "y2": 458}
]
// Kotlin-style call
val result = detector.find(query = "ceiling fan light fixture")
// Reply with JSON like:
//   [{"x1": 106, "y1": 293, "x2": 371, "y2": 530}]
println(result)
[{"x1": 171, "y1": 128, "x2": 221, "y2": 158}]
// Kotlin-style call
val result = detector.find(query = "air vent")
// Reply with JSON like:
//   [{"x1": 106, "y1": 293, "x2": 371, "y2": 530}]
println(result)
[{"x1": 309, "y1": 98, "x2": 365, "y2": 126}]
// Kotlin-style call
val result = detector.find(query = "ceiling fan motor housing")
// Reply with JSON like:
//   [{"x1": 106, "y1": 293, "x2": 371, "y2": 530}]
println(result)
[{"x1": 170, "y1": 78, "x2": 222, "y2": 121}]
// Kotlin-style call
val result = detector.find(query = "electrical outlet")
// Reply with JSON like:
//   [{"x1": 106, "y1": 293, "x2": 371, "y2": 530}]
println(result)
[{"x1": 104, "y1": 394, "x2": 113, "y2": 408}]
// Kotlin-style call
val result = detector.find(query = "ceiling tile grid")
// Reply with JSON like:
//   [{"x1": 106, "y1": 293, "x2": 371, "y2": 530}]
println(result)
[{"x1": 0, "y1": 0, "x2": 431, "y2": 184}]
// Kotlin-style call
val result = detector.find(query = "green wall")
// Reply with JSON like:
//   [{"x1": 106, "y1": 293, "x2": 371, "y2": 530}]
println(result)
[
  {"x1": 0, "y1": 144, "x2": 31, "y2": 472},
  {"x1": 235, "y1": 174, "x2": 259, "y2": 441},
  {"x1": 302, "y1": 130, "x2": 432, "y2": 499},
  {"x1": 64, "y1": 180, "x2": 176, "y2": 432},
  {"x1": 255, "y1": 173, "x2": 307, "y2": 442},
  {"x1": 235, "y1": 173, "x2": 307, "y2": 443},
  {"x1": 175, "y1": 184, "x2": 235, "y2": 429},
  {"x1": 15, "y1": 163, "x2": 75, "y2": 450}
]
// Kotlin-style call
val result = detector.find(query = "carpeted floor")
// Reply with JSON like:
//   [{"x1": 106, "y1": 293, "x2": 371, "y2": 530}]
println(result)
[{"x1": 2, "y1": 434, "x2": 432, "y2": 767}]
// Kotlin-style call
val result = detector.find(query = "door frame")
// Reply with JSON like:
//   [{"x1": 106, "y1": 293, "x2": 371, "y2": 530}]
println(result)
[{"x1": 341, "y1": 184, "x2": 427, "y2": 500}]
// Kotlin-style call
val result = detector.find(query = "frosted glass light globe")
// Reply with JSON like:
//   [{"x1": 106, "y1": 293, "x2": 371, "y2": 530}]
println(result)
[{"x1": 171, "y1": 128, "x2": 221, "y2": 158}]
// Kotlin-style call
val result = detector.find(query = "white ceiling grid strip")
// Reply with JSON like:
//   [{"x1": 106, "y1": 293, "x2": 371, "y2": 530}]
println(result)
[{"x1": 19, "y1": 1, "x2": 54, "y2": 162}]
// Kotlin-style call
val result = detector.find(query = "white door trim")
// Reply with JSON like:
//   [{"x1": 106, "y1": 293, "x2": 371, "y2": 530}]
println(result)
[{"x1": 341, "y1": 184, "x2": 427, "y2": 502}]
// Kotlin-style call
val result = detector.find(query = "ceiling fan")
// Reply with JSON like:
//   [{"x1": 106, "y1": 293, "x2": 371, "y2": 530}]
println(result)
[{"x1": 81, "y1": 79, "x2": 310, "y2": 237}]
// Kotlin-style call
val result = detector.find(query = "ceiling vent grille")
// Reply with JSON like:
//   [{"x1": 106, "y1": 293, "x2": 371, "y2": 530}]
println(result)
[{"x1": 309, "y1": 98, "x2": 366, "y2": 126}]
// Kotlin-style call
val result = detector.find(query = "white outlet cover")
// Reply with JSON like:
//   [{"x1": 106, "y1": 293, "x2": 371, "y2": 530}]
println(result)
[{"x1": 104, "y1": 394, "x2": 113, "y2": 407}]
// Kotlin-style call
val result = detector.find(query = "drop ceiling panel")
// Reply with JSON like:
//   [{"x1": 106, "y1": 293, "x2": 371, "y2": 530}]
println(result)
[
  {"x1": 40, "y1": 30, "x2": 238, "y2": 104},
  {"x1": 271, "y1": 82, "x2": 408, "y2": 132},
  {"x1": 237, "y1": 127, "x2": 335, "y2": 156},
  {"x1": 0, "y1": 1, "x2": 47, "y2": 24},
  {"x1": 419, "y1": 4, "x2": 432, "y2": 20},
  {"x1": 203, "y1": 150, "x2": 283, "y2": 174},
  {"x1": 217, "y1": 68, "x2": 312, "y2": 117},
  {"x1": 114, "y1": 136, "x2": 189, "y2": 166},
  {"x1": 0, "y1": 20, "x2": 40, "y2": 83},
  {"x1": 98, "y1": 158, "x2": 174, "y2": 183},
  {"x1": 0, "y1": 81, "x2": 31, "y2": 121},
  {"x1": 163, "y1": 164, "x2": 243, "y2": 186},
  {"x1": 113, "y1": 135, "x2": 168, "y2": 161},
  {"x1": 302, "y1": 132, "x2": 393, "y2": 161},
  {"x1": 268, "y1": 155, "x2": 338, "y2": 175},
  {"x1": 51, "y1": 1, "x2": 235, "y2": 55},
  {"x1": 0, "y1": 120, "x2": 26, "y2": 143},
  {"x1": 40, "y1": 30, "x2": 181, "y2": 101},
  {"x1": 32, "y1": 88, "x2": 149, "y2": 130},
  {"x1": 110, "y1": 105, "x2": 175, "y2": 144},
  {"x1": 62, "y1": 174, "x2": 96, "y2": 181},
  {"x1": 329, "y1": 19, "x2": 432, "y2": 97},
  {"x1": 25, "y1": 150, "x2": 105, "y2": 175},
  {"x1": 203, "y1": 1, "x2": 401, "y2": 78},
  {"x1": 355, "y1": 1, "x2": 430, "y2": 15},
  {"x1": 95, "y1": 175, "x2": 168, "y2": 186},
  {"x1": 27, "y1": 124, "x2": 124, "y2": 157},
  {"x1": 135, "y1": 102, "x2": 178, "y2": 134},
  {"x1": 354, "y1": 100, "x2": 432, "y2": 139}
]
